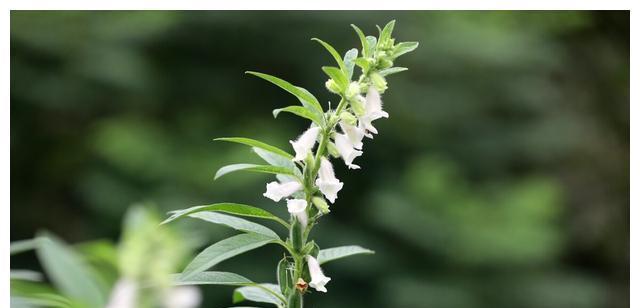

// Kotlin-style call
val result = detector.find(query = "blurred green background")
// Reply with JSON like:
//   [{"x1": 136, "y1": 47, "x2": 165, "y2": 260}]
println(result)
[{"x1": 10, "y1": 11, "x2": 629, "y2": 308}]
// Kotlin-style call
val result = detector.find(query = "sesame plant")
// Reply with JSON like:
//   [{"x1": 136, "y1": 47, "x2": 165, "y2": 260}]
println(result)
[{"x1": 163, "y1": 20, "x2": 417, "y2": 308}]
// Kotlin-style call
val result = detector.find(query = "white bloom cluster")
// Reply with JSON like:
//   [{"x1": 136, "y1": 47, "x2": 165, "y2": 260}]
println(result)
[{"x1": 259, "y1": 85, "x2": 388, "y2": 293}]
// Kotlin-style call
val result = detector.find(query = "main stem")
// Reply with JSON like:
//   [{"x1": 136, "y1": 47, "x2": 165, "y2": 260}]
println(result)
[{"x1": 287, "y1": 97, "x2": 346, "y2": 308}]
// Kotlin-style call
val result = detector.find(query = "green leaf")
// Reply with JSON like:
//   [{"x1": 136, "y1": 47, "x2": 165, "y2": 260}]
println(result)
[
  {"x1": 215, "y1": 163, "x2": 297, "y2": 181},
  {"x1": 365, "y1": 36, "x2": 377, "y2": 56},
  {"x1": 172, "y1": 271, "x2": 254, "y2": 286},
  {"x1": 379, "y1": 67, "x2": 408, "y2": 77},
  {"x1": 350, "y1": 24, "x2": 369, "y2": 57},
  {"x1": 378, "y1": 20, "x2": 396, "y2": 48},
  {"x1": 182, "y1": 233, "x2": 276, "y2": 279},
  {"x1": 392, "y1": 42, "x2": 419, "y2": 59},
  {"x1": 215, "y1": 137, "x2": 293, "y2": 160},
  {"x1": 234, "y1": 283, "x2": 284, "y2": 307},
  {"x1": 321, "y1": 66, "x2": 348, "y2": 90},
  {"x1": 311, "y1": 38, "x2": 347, "y2": 74},
  {"x1": 276, "y1": 258, "x2": 293, "y2": 296},
  {"x1": 10, "y1": 239, "x2": 38, "y2": 255},
  {"x1": 189, "y1": 212, "x2": 280, "y2": 239},
  {"x1": 317, "y1": 245, "x2": 375, "y2": 265},
  {"x1": 354, "y1": 58, "x2": 370, "y2": 71},
  {"x1": 162, "y1": 203, "x2": 289, "y2": 228},
  {"x1": 10, "y1": 294, "x2": 74, "y2": 308},
  {"x1": 343, "y1": 49, "x2": 358, "y2": 80},
  {"x1": 245, "y1": 71, "x2": 323, "y2": 114},
  {"x1": 10, "y1": 270, "x2": 43, "y2": 282},
  {"x1": 35, "y1": 232, "x2": 107, "y2": 307},
  {"x1": 273, "y1": 105, "x2": 323, "y2": 125}
]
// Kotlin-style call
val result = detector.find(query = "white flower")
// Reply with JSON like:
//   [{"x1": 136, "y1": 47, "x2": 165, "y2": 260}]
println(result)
[
  {"x1": 306, "y1": 255, "x2": 331, "y2": 293},
  {"x1": 290, "y1": 126, "x2": 321, "y2": 161},
  {"x1": 334, "y1": 133, "x2": 362, "y2": 169},
  {"x1": 359, "y1": 86, "x2": 389, "y2": 138},
  {"x1": 263, "y1": 181, "x2": 302, "y2": 202},
  {"x1": 339, "y1": 121, "x2": 365, "y2": 150},
  {"x1": 106, "y1": 278, "x2": 137, "y2": 308},
  {"x1": 315, "y1": 157, "x2": 343, "y2": 203},
  {"x1": 287, "y1": 198, "x2": 308, "y2": 227},
  {"x1": 164, "y1": 286, "x2": 202, "y2": 308}
]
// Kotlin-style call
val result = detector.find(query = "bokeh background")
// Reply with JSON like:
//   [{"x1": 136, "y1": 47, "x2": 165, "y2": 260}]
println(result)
[{"x1": 11, "y1": 11, "x2": 629, "y2": 308}]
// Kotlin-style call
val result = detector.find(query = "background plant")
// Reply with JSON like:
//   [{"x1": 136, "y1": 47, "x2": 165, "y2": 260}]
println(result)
[
  {"x1": 162, "y1": 20, "x2": 417, "y2": 307},
  {"x1": 11, "y1": 11, "x2": 629, "y2": 308}
]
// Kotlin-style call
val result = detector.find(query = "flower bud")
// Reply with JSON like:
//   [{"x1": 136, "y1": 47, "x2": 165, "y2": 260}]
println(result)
[
  {"x1": 370, "y1": 72, "x2": 388, "y2": 93},
  {"x1": 345, "y1": 82, "x2": 360, "y2": 100},
  {"x1": 312, "y1": 196, "x2": 330, "y2": 214},
  {"x1": 326, "y1": 141, "x2": 340, "y2": 158},
  {"x1": 325, "y1": 79, "x2": 341, "y2": 94},
  {"x1": 350, "y1": 95, "x2": 366, "y2": 116},
  {"x1": 379, "y1": 58, "x2": 393, "y2": 69},
  {"x1": 339, "y1": 111, "x2": 358, "y2": 126}
]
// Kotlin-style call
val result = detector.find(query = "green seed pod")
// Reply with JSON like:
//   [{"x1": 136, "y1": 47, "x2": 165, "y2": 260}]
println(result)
[
  {"x1": 326, "y1": 141, "x2": 340, "y2": 158},
  {"x1": 370, "y1": 72, "x2": 388, "y2": 93},
  {"x1": 345, "y1": 82, "x2": 360, "y2": 100},
  {"x1": 290, "y1": 219, "x2": 304, "y2": 253},
  {"x1": 350, "y1": 95, "x2": 366, "y2": 116},
  {"x1": 312, "y1": 196, "x2": 330, "y2": 214}
]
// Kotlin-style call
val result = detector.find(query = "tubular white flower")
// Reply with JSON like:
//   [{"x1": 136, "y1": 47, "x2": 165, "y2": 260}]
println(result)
[
  {"x1": 306, "y1": 255, "x2": 331, "y2": 293},
  {"x1": 263, "y1": 181, "x2": 302, "y2": 202},
  {"x1": 164, "y1": 286, "x2": 202, "y2": 308},
  {"x1": 106, "y1": 278, "x2": 137, "y2": 308},
  {"x1": 315, "y1": 157, "x2": 343, "y2": 203},
  {"x1": 287, "y1": 198, "x2": 308, "y2": 227},
  {"x1": 339, "y1": 121, "x2": 365, "y2": 150},
  {"x1": 290, "y1": 126, "x2": 321, "y2": 161},
  {"x1": 334, "y1": 133, "x2": 362, "y2": 169},
  {"x1": 359, "y1": 86, "x2": 389, "y2": 138}
]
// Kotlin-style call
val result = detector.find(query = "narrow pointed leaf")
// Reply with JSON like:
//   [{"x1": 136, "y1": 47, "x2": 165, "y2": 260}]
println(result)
[
  {"x1": 321, "y1": 66, "x2": 348, "y2": 90},
  {"x1": 392, "y1": 42, "x2": 419, "y2": 59},
  {"x1": 182, "y1": 233, "x2": 275, "y2": 279},
  {"x1": 350, "y1": 24, "x2": 369, "y2": 57},
  {"x1": 245, "y1": 71, "x2": 323, "y2": 114},
  {"x1": 365, "y1": 36, "x2": 377, "y2": 56},
  {"x1": 378, "y1": 20, "x2": 396, "y2": 47},
  {"x1": 189, "y1": 212, "x2": 280, "y2": 239},
  {"x1": 162, "y1": 203, "x2": 289, "y2": 228},
  {"x1": 10, "y1": 270, "x2": 43, "y2": 282},
  {"x1": 273, "y1": 105, "x2": 323, "y2": 125},
  {"x1": 317, "y1": 245, "x2": 375, "y2": 265},
  {"x1": 172, "y1": 271, "x2": 254, "y2": 286},
  {"x1": 215, "y1": 164, "x2": 297, "y2": 180},
  {"x1": 379, "y1": 67, "x2": 408, "y2": 77},
  {"x1": 233, "y1": 283, "x2": 284, "y2": 306},
  {"x1": 311, "y1": 38, "x2": 347, "y2": 74},
  {"x1": 343, "y1": 48, "x2": 358, "y2": 80},
  {"x1": 215, "y1": 137, "x2": 293, "y2": 160},
  {"x1": 10, "y1": 239, "x2": 38, "y2": 255}
]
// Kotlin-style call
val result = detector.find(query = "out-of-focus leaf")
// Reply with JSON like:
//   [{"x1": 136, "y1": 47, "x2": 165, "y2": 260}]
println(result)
[
  {"x1": 10, "y1": 239, "x2": 38, "y2": 255},
  {"x1": 365, "y1": 36, "x2": 377, "y2": 56},
  {"x1": 35, "y1": 232, "x2": 106, "y2": 307},
  {"x1": 233, "y1": 283, "x2": 284, "y2": 307},
  {"x1": 10, "y1": 270, "x2": 43, "y2": 282},
  {"x1": 163, "y1": 203, "x2": 288, "y2": 227},
  {"x1": 245, "y1": 71, "x2": 323, "y2": 114},
  {"x1": 214, "y1": 163, "x2": 297, "y2": 181},
  {"x1": 182, "y1": 233, "x2": 276, "y2": 279},
  {"x1": 273, "y1": 105, "x2": 323, "y2": 125},
  {"x1": 317, "y1": 245, "x2": 375, "y2": 265},
  {"x1": 188, "y1": 212, "x2": 280, "y2": 239},
  {"x1": 215, "y1": 137, "x2": 293, "y2": 160}
]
